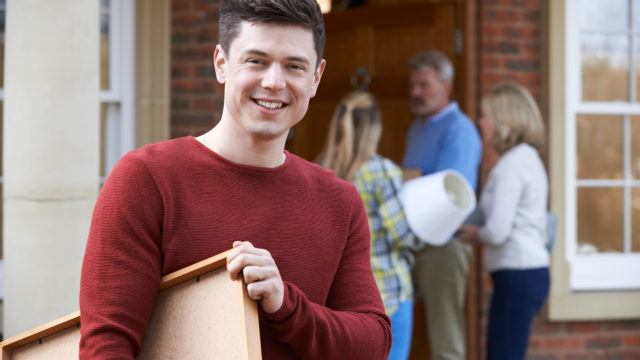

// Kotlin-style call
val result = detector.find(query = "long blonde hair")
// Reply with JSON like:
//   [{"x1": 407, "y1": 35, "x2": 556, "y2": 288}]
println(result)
[
  {"x1": 482, "y1": 83, "x2": 545, "y2": 154},
  {"x1": 317, "y1": 91, "x2": 382, "y2": 181}
]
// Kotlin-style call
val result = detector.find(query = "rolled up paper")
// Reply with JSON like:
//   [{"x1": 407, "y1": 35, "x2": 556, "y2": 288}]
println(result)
[{"x1": 400, "y1": 170, "x2": 476, "y2": 246}]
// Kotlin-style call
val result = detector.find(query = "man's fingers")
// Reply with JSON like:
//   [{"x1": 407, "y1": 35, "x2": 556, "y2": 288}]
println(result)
[
  {"x1": 227, "y1": 249, "x2": 275, "y2": 280},
  {"x1": 242, "y1": 265, "x2": 275, "y2": 284},
  {"x1": 246, "y1": 279, "x2": 280, "y2": 301},
  {"x1": 232, "y1": 240, "x2": 253, "y2": 249},
  {"x1": 227, "y1": 241, "x2": 270, "y2": 263},
  {"x1": 224, "y1": 242, "x2": 284, "y2": 313}
]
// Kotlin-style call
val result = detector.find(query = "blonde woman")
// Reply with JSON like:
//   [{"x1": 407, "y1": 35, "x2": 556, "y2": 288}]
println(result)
[
  {"x1": 458, "y1": 83, "x2": 549, "y2": 360},
  {"x1": 318, "y1": 91, "x2": 420, "y2": 360}
]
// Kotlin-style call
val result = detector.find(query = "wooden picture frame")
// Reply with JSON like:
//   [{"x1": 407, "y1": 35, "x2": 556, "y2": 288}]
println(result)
[{"x1": 0, "y1": 250, "x2": 262, "y2": 359}]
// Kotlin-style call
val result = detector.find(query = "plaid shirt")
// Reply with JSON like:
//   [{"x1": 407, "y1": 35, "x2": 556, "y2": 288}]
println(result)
[{"x1": 353, "y1": 155, "x2": 420, "y2": 316}]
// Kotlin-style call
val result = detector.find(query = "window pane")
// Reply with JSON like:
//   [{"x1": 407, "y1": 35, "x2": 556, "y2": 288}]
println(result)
[
  {"x1": 581, "y1": 0, "x2": 629, "y2": 32},
  {"x1": 635, "y1": 0, "x2": 640, "y2": 32},
  {"x1": 100, "y1": 0, "x2": 110, "y2": 91},
  {"x1": 582, "y1": 35, "x2": 629, "y2": 102},
  {"x1": 577, "y1": 187, "x2": 624, "y2": 253},
  {"x1": 577, "y1": 115, "x2": 624, "y2": 179},
  {"x1": 632, "y1": 117, "x2": 640, "y2": 179},
  {"x1": 633, "y1": 188, "x2": 640, "y2": 252}
]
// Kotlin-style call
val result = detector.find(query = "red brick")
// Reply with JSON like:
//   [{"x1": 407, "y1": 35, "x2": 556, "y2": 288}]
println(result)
[
  {"x1": 171, "y1": 0, "x2": 192, "y2": 13},
  {"x1": 543, "y1": 337, "x2": 583, "y2": 350},
  {"x1": 192, "y1": 98, "x2": 217, "y2": 112},
  {"x1": 171, "y1": 64, "x2": 194, "y2": 78},
  {"x1": 603, "y1": 321, "x2": 640, "y2": 331},
  {"x1": 193, "y1": 0, "x2": 210, "y2": 13},
  {"x1": 562, "y1": 352, "x2": 603, "y2": 360},
  {"x1": 586, "y1": 337, "x2": 622, "y2": 350},
  {"x1": 604, "y1": 350, "x2": 640, "y2": 360},
  {"x1": 622, "y1": 334, "x2": 640, "y2": 347},
  {"x1": 566, "y1": 322, "x2": 602, "y2": 334}
]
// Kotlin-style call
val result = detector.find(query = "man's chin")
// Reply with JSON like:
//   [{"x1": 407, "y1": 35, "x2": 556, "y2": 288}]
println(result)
[
  {"x1": 248, "y1": 126, "x2": 287, "y2": 141},
  {"x1": 411, "y1": 110, "x2": 431, "y2": 119}
]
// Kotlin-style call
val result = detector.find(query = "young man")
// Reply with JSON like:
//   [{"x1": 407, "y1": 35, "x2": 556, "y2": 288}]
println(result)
[
  {"x1": 402, "y1": 51, "x2": 482, "y2": 360},
  {"x1": 79, "y1": 1, "x2": 391, "y2": 359}
]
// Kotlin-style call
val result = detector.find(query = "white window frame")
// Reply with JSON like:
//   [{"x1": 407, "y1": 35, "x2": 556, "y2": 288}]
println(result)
[
  {"x1": 99, "y1": 0, "x2": 135, "y2": 183},
  {"x1": 0, "y1": 0, "x2": 6, "y2": 189},
  {"x1": 565, "y1": 0, "x2": 640, "y2": 291}
]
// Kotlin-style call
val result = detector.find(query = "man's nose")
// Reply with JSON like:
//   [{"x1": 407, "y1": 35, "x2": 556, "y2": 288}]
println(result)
[{"x1": 262, "y1": 64, "x2": 286, "y2": 90}]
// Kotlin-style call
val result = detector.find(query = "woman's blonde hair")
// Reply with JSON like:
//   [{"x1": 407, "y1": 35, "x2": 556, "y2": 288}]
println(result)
[
  {"x1": 482, "y1": 83, "x2": 545, "y2": 154},
  {"x1": 316, "y1": 91, "x2": 382, "y2": 180}
]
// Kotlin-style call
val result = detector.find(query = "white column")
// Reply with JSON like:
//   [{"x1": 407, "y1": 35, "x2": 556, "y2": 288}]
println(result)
[{"x1": 3, "y1": 0, "x2": 99, "y2": 336}]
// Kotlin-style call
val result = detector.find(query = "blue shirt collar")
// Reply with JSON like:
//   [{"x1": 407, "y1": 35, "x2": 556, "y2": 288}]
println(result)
[{"x1": 422, "y1": 101, "x2": 458, "y2": 124}]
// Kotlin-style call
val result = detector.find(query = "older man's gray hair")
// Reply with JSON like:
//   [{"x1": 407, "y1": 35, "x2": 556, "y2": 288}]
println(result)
[{"x1": 409, "y1": 50, "x2": 454, "y2": 84}]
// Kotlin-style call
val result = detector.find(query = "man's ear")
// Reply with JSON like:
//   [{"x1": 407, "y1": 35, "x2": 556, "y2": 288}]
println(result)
[
  {"x1": 310, "y1": 59, "x2": 326, "y2": 98},
  {"x1": 445, "y1": 80, "x2": 453, "y2": 97},
  {"x1": 213, "y1": 45, "x2": 227, "y2": 84}
]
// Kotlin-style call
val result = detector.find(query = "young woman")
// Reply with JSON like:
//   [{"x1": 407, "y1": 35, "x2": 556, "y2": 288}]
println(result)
[
  {"x1": 317, "y1": 91, "x2": 420, "y2": 360},
  {"x1": 458, "y1": 83, "x2": 550, "y2": 360}
]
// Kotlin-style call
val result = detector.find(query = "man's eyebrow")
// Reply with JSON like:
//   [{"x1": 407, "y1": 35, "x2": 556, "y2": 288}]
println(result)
[{"x1": 244, "y1": 49, "x2": 310, "y2": 66}]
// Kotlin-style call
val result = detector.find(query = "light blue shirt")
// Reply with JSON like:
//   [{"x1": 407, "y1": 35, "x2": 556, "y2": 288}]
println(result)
[{"x1": 402, "y1": 102, "x2": 482, "y2": 189}]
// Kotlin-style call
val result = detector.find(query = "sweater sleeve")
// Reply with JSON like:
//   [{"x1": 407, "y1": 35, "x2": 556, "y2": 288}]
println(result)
[
  {"x1": 261, "y1": 187, "x2": 392, "y2": 360},
  {"x1": 79, "y1": 154, "x2": 164, "y2": 359},
  {"x1": 478, "y1": 159, "x2": 523, "y2": 246}
]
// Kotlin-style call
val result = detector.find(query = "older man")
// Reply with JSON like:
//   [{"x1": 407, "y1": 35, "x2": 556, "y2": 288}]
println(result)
[{"x1": 403, "y1": 51, "x2": 482, "y2": 360}]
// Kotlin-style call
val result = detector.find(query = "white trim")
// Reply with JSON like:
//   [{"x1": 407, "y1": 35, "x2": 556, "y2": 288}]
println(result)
[
  {"x1": 576, "y1": 179, "x2": 640, "y2": 186},
  {"x1": 576, "y1": 102, "x2": 640, "y2": 114},
  {"x1": 571, "y1": 255, "x2": 640, "y2": 290},
  {"x1": 565, "y1": 0, "x2": 579, "y2": 266},
  {"x1": 630, "y1": 1, "x2": 637, "y2": 102},
  {"x1": 623, "y1": 116, "x2": 632, "y2": 253},
  {"x1": 98, "y1": 92, "x2": 119, "y2": 103}
]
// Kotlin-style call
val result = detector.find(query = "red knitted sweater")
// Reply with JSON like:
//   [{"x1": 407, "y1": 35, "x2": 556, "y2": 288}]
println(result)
[{"x1": 79, "y1": 136, "x2": 391, "y2": 359}]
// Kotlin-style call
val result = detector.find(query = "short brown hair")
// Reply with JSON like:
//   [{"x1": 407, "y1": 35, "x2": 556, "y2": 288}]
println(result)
[
  {"x1": 219, "y1": 0, "x2": 326, "y2": 67},
  {"x1": 409, "y1": 50, "x2": 454, "y2": 83},
  {"x1": 482, "y1": 83, "x2": 545, "y2": 154}
]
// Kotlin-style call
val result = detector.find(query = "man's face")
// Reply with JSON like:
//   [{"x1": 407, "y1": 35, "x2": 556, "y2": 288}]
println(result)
[
  {"x1": 409, "y1": 66, "x2": 451, "y2": 119},
  {"x1": 214, "y1": 21, "x2": 325, "y2": 142}
]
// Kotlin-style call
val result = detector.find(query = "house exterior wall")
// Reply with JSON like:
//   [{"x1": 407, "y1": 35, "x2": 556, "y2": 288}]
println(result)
[
  {"x1": 171, "y1": 0, "x2": 222, "y2": 138},
  {"x1": 169, "y1": 0, "x2": 640, "y2": 358}
]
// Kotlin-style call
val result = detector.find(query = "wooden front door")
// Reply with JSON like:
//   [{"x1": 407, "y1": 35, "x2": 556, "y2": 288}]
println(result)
[
  {"x1": 287, "y1": 0, "x2": 476, "y2": 164},
  {"x1": 286, "y1": 1, "x2": 479, "y2": 359}
]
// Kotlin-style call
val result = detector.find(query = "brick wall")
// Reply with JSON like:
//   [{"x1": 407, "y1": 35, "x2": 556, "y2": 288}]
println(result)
[
  {"x1": 169, "y1": 0, "x2": 640, "y2": 358},
  {"x1": 171, "y1": 0, "x2": 222, "y2": 138},
  {"x1": 478, "y1": 0, "x2": 640, "y2": 359}
]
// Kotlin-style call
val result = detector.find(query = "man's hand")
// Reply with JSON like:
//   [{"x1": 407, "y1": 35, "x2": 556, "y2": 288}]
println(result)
[
  {"x1": 226, "y1": 241, "x2": 284, "y2": 313},
  {"x1": 457, "y1": 224, "x2": 479, "y2": 244},
  {"x1": 402, "y1": 168, "x2": 421, "y2": 181}
]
